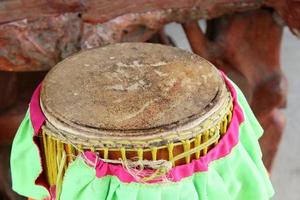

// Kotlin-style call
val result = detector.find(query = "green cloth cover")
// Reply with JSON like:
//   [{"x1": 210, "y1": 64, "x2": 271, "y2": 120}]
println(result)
[
  {"x1": 10, "y1": 83, "x2": 274, "y2": 200},
  {"x1": 59, "y1": 83, "x2": 274, "y2": 200},
  {"x1": 10, "y1": 111, "x2": 50, "y2": 199}
]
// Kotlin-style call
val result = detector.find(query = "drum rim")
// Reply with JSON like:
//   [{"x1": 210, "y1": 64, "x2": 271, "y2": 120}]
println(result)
[{"x1": 41, "y1": 83, "x2": 232, "y2": 148}]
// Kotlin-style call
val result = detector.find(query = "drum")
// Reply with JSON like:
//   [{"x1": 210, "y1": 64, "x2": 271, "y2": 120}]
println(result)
[
  {"x1": 39, "y1": 43, "x2": 232, "y2": 191},
  {"x1": 11, "y1": 43, "x2": 274, "y2": 200}
]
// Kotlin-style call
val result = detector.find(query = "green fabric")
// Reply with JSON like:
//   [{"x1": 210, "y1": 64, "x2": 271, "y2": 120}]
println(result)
[
  {"x1": 9, "y1": 83, "x2": 274, "y2": 200},
  {"x1": 10, "y1": 111, "x2": 50, "y2": 199},
  {"x1": 59, "y1": 84, "x2": 274, "y2": 200}
]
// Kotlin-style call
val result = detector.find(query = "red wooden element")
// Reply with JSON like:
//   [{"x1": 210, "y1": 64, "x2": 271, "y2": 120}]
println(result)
[
  {"x1": 183, "y1": 9, "x2": 287, "y2": 170},
  {"x1": 0, "y1": 0, "x2": 299, "y2": 29},
  {"x1": 0, "y1": 0, "x2": 262, "y2": 24},
  {"x1": 0, "y1": 1, "x2": 299, "y2": 199},
  {"x1": 0, "y1": 72, "x2": 46, "y2": 141},
  {"x1": 0, "y1": 72, "x2": 17, "y2": 110},
  {"x1": 0, "y1": 145, "x2": 25, "y2": 200},
  {"x1": 0, "y1": 14, "x2": 81, "y2": 72},
  {"x1": 265, "y1": 0, "x2": 300, "y2": 36}
]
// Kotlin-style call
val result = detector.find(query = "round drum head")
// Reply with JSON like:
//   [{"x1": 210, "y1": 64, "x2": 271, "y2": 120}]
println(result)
[{"x1": 41, "y1": 43, "x2": 224, "y2": 139}]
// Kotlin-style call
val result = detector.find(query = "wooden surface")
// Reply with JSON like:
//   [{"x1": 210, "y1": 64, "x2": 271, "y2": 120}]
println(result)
[
  {"x1": 182, "y1": 9, "x2": 288, "y2": 169},
  {"x1": 0, "y1": 1, "x2": 299, "y2": 72},
  {"x1": 0, "y1": 145, "x2": 26, "y2": 200},
  {"x1": 1, "y1": 0, "x2": 299, "y2": 199},
  {"x1": 0, "y1": 0, "x2": 299, "y2": 31}
]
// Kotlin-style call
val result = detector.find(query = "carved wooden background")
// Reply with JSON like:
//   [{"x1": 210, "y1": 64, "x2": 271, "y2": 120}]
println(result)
[{"x1": 0, "y1": 0, "x2": 299, "y2": 199}]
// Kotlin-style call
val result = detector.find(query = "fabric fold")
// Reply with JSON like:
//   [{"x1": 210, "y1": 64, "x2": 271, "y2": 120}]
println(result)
[
  {"x1": 59, "y1": 82, "x2": 274, "y2": 200},
  {"x1": 10, "y1": 111, "x2": 50, "y2": 199}
]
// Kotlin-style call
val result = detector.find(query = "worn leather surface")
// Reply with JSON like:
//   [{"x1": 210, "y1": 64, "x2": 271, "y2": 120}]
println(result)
[{"x1": 41, "y1": 43, "x2": 223, "y2": 137}]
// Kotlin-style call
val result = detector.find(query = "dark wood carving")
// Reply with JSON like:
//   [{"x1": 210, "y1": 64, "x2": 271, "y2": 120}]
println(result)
[
  {"x1": 183, "y1": 9, "x2": 288, "y2": 169},
  {"x1": 0, "y1": 14, "x2": 81, "y2": 71},
  {"x1": 0, "y1": 72, "x2": 17, "y2": 111},
  {"x1": 0, "y1": 145, "x2": 25, "y2": 200},
  {"x1": 0, "y1": 0, "x2": 299, "y2": 199}
]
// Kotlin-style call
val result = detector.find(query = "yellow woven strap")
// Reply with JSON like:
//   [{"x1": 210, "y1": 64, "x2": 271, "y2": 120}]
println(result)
[
  {"x1": 56, "y1": 151, "x2": 66, "y2": 198},
  {"x1": 170, "y1": 132, "x2": 220, "y2": 164},
  {"x1": 151, "y1": 147, "x2": 158, "y2": 161},
  {"x1": 182, "y1": 140, "x2": 191, "y2": 163},
  {"x1": 103, "y1": 148, "x2": 109, "y2": 159},
  {"x1": 77, "y1": 144, "x2": 83, "y2": 155},
  {"x1": 42, "y1": 131, "x2": 51, "y2": 184},
  {"x1": 90, "y1": 146, "x2": 95, "y2": 152},
  {"x1": 221, "y1": 117, "x2": 228, "y2": 135},
  {"x1": 202, "y1": 130, "x2": 209, "y2": 155},
  {"x1": 56, "y1": 141, "x2": 62, "y2": 170},
  {"x1": 48, "y1": 135, "x2": 57, "y2": 185},
  {"x1": 214, "y1": 128, "x2": 220, "y2": 146},
  {"x1": 194, "y1": 134, "x2": 202, "y2": 159},
  {"x1": 228, "y1": 109, "x2": 233, "y2": 122},
  {"x1": 65, "y1": 144, "x2": 74, "y2": 163},
  {"x1": 167, "y1": 143, "x2": 175, "y2": 166},
  {"x1": 121, "y1": 147, "x2": 127, "y2": 160},
  {"x1": 137, "y1": 148, "x2": 143, "y2": 160}
]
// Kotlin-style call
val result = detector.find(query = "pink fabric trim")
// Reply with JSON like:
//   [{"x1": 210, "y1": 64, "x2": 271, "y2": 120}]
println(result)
[
  {"x1": 29, "y1": 84, "x2": 52, "y2": 198},
  {"x1": 82, "y1": 74, "x2": 245, "y2": 183},
  {"x1": 29, "y1": 83, "x2": 46, "y2": 136}
]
